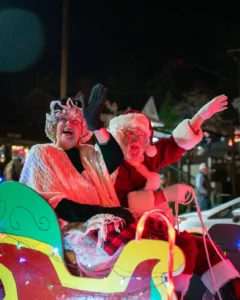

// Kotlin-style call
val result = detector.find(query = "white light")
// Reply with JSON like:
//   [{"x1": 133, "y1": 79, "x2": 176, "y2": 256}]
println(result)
[{"x1": 52, "y1": 247, "x2": 59, "y2": 254}]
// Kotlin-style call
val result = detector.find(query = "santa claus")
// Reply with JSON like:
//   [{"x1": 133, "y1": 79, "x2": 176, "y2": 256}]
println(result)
[{"x1": 108, "y1": 95, "x2": 240, "y2": 299}]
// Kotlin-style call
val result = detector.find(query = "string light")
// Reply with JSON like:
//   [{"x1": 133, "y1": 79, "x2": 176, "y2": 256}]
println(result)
[
  {"x1": 52, "y1": 247, "x2": 59, "y2": 254},
  {"x1": 87, "y1": 263, "x2": 92, "y2": 269},
  {"x1": 19, "y1": 257, "x2": 26, "y2": 263},
  {"x1": 0, "y1": 229, "x2": 175, "y2": 299}
]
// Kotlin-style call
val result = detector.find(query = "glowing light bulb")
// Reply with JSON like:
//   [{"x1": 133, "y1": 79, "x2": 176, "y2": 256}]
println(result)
[
  {"x1": 25, "y1": 281, "x2": 29, "y2": 285},
  {"x1": 87, "y1": 263, "x2": 91, "y2": 269},
  {"x1": 17, "y1": 243, "x2": 21, "y2": 249},
  {"x1": 52, "y1": 247, "x2": 59, "y2": 254},
  {"x1": 19, "y1": 257, "x2": 26, "y2": 263},
  {"x1": 167, "y1": 281, "x2": 174, "y2": 298},
  {"x1": 120, "y1": 277, "x2": 125, "y2": 285}
]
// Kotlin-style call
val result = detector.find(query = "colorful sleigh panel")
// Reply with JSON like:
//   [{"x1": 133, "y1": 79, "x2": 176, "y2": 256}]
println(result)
[{"x1": 0, "y1": 182, "x2": 185, "y2": 300}]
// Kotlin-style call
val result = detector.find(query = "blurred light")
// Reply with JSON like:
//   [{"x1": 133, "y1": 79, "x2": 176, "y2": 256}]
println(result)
[
  {"x1": 52, "y1": 247, "x2": 59, "y2": 254},
  {"x1": 0, "y1": 8, "x2": 45, "y2": 72},
  {"x1": 203, "y1": 131, "x2": 210, "y2": 137},
  {"x1": 236, "y1": 240, "x2": 240, "y2": 250}
]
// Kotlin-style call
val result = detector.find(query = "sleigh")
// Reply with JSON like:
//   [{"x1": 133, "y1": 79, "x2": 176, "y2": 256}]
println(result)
[{"x1": 0, "y1": 181, "x2": 185, "y2": 300}]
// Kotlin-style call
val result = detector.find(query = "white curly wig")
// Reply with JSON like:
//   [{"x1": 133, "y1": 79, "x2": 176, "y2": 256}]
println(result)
[{"x1": 45, "y1": 97, "x2": 92, "y2": 143}]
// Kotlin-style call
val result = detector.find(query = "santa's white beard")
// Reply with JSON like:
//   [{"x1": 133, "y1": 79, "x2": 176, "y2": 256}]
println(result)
[
  {"x1": 125, "y1": 147, "x2": 144, "y2": 164},
  {"x1": 118, "y1": 139, "x2": 144, "y2": 163}
]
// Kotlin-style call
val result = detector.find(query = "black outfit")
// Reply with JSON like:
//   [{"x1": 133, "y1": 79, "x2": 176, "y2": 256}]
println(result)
[{"x1": 55, "y1": 135, "x2": 134, "y2": 225}]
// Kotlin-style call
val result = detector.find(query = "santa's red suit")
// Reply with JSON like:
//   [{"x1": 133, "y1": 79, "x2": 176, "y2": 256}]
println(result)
[{"x1": 109, "y1": 111, "x2": 239, "y2": 298}]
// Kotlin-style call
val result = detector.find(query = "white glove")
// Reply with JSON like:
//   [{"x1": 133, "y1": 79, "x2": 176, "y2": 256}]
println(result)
[
  {"x1": 162, "y1": 184, "x2": 195, "y2": 204},
  {"x1": 198, "y1": 94, "x2": 228, "y2": 120}
]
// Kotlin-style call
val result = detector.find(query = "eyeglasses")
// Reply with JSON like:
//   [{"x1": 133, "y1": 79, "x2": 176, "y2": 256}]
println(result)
[{"x1": 125, "y1": 130, "x2": 147, "y2": 139}]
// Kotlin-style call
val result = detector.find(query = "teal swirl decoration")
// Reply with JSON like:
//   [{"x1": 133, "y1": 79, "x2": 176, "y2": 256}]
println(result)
[
  {"x1": 0, "y1": 181, "x2": 63, "y2": 257},
  {"x1": 9, "y1": 206, "x2": 50, "y2": 231}
]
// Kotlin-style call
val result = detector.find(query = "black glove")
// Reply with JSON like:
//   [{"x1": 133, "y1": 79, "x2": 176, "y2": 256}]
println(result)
[{"x1": 81, "y1": 84, "x2": 107, "y2": 131}]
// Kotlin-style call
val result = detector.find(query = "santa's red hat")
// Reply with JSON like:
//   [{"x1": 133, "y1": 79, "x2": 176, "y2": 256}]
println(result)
[{"x1": 108, "y1": 110, "x2": 157, "y2": 157}]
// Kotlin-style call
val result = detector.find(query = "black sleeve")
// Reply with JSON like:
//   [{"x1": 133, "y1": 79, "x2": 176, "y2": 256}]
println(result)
[
  {"x1": 96, "y1": 134, "x2": 124, "y2": 174},
  {"x1": 55, "y1": 198, "x2": 135, "y2": 225},
  {"x1": 55, "y1": 199, "x2": 106, "y2": 222},
  {"x1": 64, "y1": 148, "x2": 84, "y2": 173}
]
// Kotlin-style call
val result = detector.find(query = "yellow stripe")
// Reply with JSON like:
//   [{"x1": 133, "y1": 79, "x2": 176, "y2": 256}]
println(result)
[
  {"x1": 0, "y1": 235, "x2": 184, "y2": 295},
  {"x1": 0, "y1": 264, "x2": 18, "y2": 300}
]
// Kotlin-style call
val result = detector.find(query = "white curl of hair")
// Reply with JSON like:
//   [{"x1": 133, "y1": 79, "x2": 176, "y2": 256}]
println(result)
[{"x1": 45, "y1": 98, "x2": 92, "y2": 143}]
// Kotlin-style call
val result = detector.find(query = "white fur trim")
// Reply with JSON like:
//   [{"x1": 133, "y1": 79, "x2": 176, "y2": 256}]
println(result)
[
  {"x1": 109, "y1": 113, "x2": 151, "y2": 138},
  {"x1": 128, "y1": 190, "x2": 155, "y2": 215},
  {"x1": 94, "y1": 128, "x2": 110, "y2": 144},
  {"x1": 172, "y1": 119, "x2": 203, "y2": 150},
  {"x1": 201, "y1": 259, "x2": 239, "y2": 295},
  {"x1": 145, "y1": 145, "x2": 157, "y2": 157},
  {"x1": 173, "y1": 273, "x2": 192, "y2": 296}
]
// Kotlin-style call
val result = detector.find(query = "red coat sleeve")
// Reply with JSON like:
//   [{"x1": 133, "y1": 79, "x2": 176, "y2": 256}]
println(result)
[{"x1": 144, "y1": 136, "x2": 186, "y2": 172}]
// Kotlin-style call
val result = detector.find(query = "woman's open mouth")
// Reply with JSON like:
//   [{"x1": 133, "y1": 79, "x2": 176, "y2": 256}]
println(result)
[{"x1": 63, "y1": 130, "x2": 73, "y2": 136}]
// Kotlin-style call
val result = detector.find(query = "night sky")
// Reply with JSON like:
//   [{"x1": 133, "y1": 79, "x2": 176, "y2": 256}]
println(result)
[{"x1": 1, "y1": 1, "x2": 240, "y2": 107}]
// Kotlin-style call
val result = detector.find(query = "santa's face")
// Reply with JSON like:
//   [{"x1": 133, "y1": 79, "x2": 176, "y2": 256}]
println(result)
[
  {"x1": 121, "y1": 128, "x2": 149, "y2": 162},
  {"x1": 55, "y1": 109, "x2": 83, "y2": 150}
]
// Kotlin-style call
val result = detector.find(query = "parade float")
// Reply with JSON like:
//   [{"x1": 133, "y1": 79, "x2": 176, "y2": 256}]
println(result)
[{"x1": 0, "y1": 181, "x2": 185, "y2": 300}]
